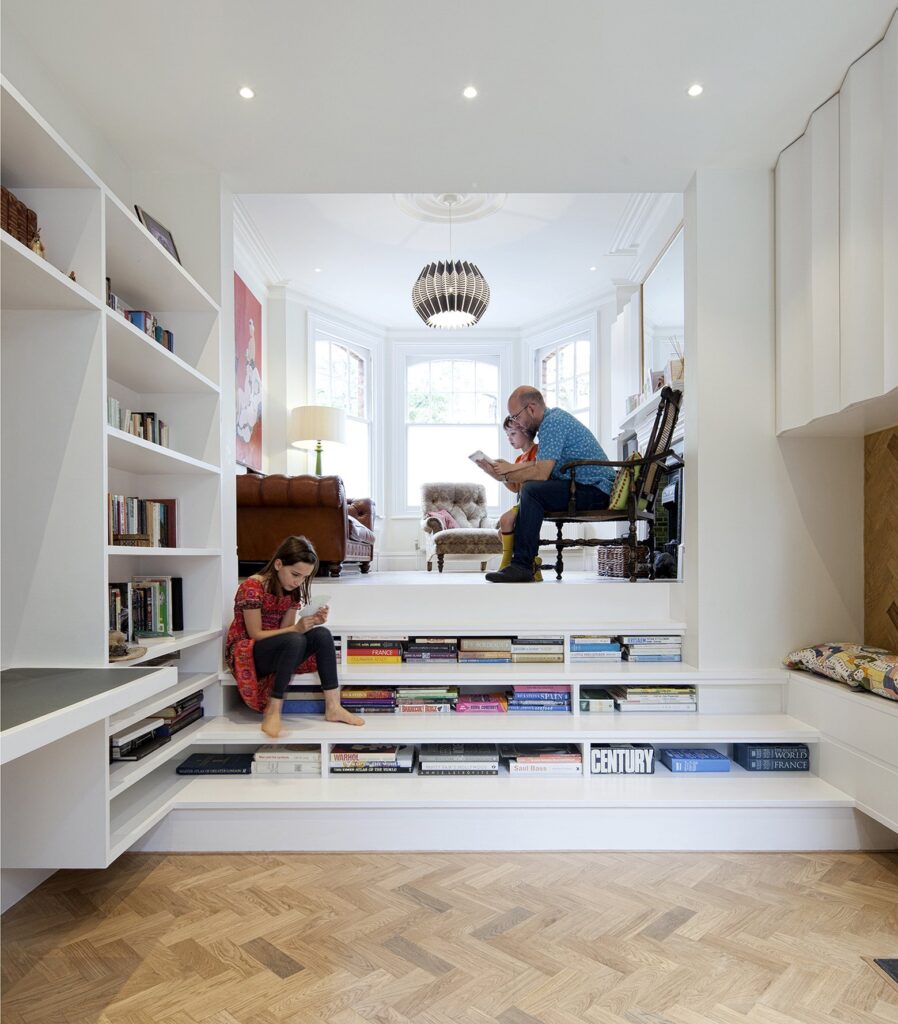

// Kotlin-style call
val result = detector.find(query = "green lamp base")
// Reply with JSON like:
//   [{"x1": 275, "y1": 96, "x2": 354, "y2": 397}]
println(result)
[{"x1": 314, "y1": 441, "x2": 323, "y2": 476}]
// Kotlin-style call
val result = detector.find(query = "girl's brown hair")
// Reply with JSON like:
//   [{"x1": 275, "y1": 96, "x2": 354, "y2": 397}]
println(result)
[{"x1": 259, "y1": 535, "x2": 319, "y2": 604}]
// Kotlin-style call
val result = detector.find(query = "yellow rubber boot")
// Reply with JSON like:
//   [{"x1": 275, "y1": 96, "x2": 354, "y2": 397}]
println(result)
[
  {"x1": 498, "y1": 532, "x2": 515, "y2": 570},
  {"x1": 533, "y1": 556, "x2": 543, "y2": 582}
]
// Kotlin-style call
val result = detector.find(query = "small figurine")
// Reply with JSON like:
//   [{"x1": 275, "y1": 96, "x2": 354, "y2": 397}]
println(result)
[
  {"x1": 29, "y1": 229, "x2": 45, "y2": 259},
  {"x1": 68, "y1": 270, "x2": 77, "y2": 282}
]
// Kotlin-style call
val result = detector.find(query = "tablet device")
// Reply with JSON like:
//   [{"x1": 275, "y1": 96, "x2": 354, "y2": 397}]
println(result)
[
  {"x1": 469, "y1": 450, "x2": 496, "y2": 466},
  {"x1": 296, "y1": 594, "x2": 331, "y2": 619}
]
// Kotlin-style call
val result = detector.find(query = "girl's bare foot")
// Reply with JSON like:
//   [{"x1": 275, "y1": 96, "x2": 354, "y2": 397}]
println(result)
[
  {"x1": 261, "y1": 698, "x2": 284, "y2": 738},
  {"x1": 325, "y1": 705, "x2": 365, "y2": 727}
]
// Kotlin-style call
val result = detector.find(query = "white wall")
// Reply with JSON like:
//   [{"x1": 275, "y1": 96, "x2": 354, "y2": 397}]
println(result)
[{"x1": 672, "y1": 169, "x2": 864, "y2": 670}]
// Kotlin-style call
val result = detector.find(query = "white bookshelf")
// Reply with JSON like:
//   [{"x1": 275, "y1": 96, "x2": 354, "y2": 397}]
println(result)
[{"x1": 1, "y1": 77, "x2": 223, "y2": 769}]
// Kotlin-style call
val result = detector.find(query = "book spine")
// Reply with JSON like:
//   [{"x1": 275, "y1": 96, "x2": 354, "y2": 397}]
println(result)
[{"x1": 419, "y1": 768, "x2": 498, "y2": 775}]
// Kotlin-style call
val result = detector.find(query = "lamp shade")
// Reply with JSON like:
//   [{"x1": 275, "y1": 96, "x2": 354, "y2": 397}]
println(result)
[
  {"x1": 289, "y1": 405, "x2": 347, "y2": 449},
  {"x1": 412, "y1": 260, "x2": 490, "y2": 329}
]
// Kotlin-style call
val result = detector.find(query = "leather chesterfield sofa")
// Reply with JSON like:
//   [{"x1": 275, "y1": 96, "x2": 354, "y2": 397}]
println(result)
[{"x1": 236, "y1": 474, "x2": 375, "y2": 577}]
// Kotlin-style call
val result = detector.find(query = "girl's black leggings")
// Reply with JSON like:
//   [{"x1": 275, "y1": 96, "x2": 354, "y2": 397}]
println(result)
[{"x1": 252, "y1": 627, "x2": 339, "y2": 699}]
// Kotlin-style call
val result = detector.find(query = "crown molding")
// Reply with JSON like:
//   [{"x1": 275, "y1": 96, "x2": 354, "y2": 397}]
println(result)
[
  {"x1": 608, "y1": 193, "x2": 681, "y2": 282},
  {"x1": 233, "y1": 196, "x2": 285, "y2": 287},
  {"x1": 519, "y1": 286, "x2": 616, "y2": 336}
]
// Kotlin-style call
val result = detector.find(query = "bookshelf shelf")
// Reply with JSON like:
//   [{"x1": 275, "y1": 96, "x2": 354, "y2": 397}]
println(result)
[
  {"x1": 106, "y1": 427, "x2": 220, "y2": 475},
  {"x1": 106, "y1": 310, "x2": 219, "y2": 396},
  {"x1": 118, "y1": 629, "x2": 223, "y2": 667},
  {"x1": 107, "y1": 547, "x2": 221, "y2": 558},
  {"x1": 108, "y1": 671, "x2": 217, "y2": 735},
  {"x1": 108, "y1": 768, "x2": 187, "y2": 861},
  {"x1": 1, "y1": 233, "x2": 102, "y2": 311},
  {"x1": 108, "y1": 718, "x2": 207, "y2": 799}
]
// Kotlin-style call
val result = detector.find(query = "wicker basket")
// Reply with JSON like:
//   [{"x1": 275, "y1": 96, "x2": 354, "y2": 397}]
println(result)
[{"x1": 596, "y1": 543, "x2": 651, "y2": 578}]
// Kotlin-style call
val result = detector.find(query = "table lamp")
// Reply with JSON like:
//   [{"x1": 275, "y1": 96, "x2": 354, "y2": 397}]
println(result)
[{"x1": 289, "y1": 405, "x2": 347, "y2": 476}]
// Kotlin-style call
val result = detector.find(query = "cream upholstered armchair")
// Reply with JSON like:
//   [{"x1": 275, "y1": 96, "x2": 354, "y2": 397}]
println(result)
[{"x1": 420, "y1": 482, "x2": 503, "y2": 572}]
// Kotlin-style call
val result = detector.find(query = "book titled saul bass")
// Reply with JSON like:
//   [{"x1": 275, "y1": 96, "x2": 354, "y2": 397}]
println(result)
[{"x1": 591, "y1": 743, "x2": 655, "y2": 774}]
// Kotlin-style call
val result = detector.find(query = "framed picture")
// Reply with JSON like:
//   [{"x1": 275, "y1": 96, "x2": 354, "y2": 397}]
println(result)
[
  {"x1": 234, "y1": 272, "x2": 263, "y2": 472},
  {"x1": 650, "y1": 370, "x2": 666, "y2": 393},
  {"x1": 134, "y1": 205, "x2": 181, "y2": 264}
]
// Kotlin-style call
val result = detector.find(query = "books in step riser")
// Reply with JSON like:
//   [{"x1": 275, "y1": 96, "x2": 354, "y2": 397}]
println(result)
[
  {"x1": 660, "y1": 748, "x2": 730, "y2": 772},
  {"x1": 252, "y1": 761, "x2": 321, "y2": 775},
  {"x1": 177, "y1": 753, "x2": 254, "y2": 774},
  {"x1": 733, "y1": 743, "x2": 810, "y2": 771},
  {"x1": 508, "y1": 762, "x2": 582, "y2": 775},
  {"x1": 591, "y1": 744, "x2": 655, "y2": 774},
  {"x1": 329, "y1": 745, "x2": 415, "y2": 773},
  {"x1": 110, "y1": 717, "x2": 171, "y2": 761}
]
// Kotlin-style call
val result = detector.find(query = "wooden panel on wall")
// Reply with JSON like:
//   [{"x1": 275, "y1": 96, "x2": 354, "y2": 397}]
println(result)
[
  {"x1": 864, "y1": 426, "x2": 898, "y2": 650},
  {"x1": 840, "y1": 42, "x2": 885, "y2": 409}
]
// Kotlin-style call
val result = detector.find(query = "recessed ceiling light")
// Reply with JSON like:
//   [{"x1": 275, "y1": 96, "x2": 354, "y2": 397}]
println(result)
[
  {"x1": 314, "y1": 268, "x2": 322, "y2": 273},
  {"x1": 239, "y1": 86, "x2": 255, "y2": 99},
  {"x1": 687, "y1": 83, "x2": 703, "y2": 97},
  {"x1": 463, "y1": 86, "x2": 478, "y2": 99},
  {"x1": 589, "y1": 266, "x2": 597, "y2": 272}
]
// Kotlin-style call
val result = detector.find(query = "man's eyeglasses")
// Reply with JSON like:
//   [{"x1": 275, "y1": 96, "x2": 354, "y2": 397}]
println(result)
[{"x1": 508, "y1": 402, "x2": 531, "y2": 424}]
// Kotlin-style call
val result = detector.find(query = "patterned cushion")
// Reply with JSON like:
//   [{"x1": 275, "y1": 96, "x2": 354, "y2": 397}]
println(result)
[
  {"x1": 785, "y1": 642, "x2": 898, "y2": 702},
  {"x1": 609, "y1": 452, "x2": 641, "y2": 511},
  {"x1": 433, "y1": 528, "x2": 504, "y2": 555}
]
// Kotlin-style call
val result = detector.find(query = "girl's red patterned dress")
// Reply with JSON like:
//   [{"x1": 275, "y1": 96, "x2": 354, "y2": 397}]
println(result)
[{"x1": 225, "y1": 577, "x2": 316, "y2": 711}]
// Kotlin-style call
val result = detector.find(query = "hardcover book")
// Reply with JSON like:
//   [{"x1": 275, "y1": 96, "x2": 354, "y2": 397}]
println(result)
[
  {"x1": 177, "y1": 752, "x2": 254, "y2": 775},
  {"x1": 591, "y1": 744, "x2": 655, "y2": 774},
  {"x1": 660, "y1": 748, "x2": 730, "y2": 773}
]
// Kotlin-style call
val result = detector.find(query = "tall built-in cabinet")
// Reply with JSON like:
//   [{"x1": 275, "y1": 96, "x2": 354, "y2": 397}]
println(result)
[
  {"x1": 0, "y1": 77, "x2": 225, "y2": 857},
  {"x1": 775, "y1": 14, "x2": 898, "y2": 434}
]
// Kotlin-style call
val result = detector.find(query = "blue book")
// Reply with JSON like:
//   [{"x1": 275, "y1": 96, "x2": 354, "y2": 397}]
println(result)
[
  {"x1": 569, "y1": 643, "x2": 621, "y2": 652},
  {"x1": 510, "y1": 691, "x2": 572, "y2": 700},
  {"x1": 660, "y1": 748, "x2": 730, "y2": 773},
  {"x1": 506, "y1": 705, "x2": 571, "y2": 713},
  {"x1": 177, "y1": 752, "x2": 254, "y2": 775},
  {"x1": 282, "y1": 699, "x2": 326, "y2": 713}
]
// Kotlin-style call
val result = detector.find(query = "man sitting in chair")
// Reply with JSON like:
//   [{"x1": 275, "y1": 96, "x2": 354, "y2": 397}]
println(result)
[{"x1": 479, "y1": 387, "x2": 615, "y2": 583}]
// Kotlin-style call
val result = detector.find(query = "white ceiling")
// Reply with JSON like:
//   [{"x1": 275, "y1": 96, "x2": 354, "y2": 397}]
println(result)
[
  {"x1": 238, "y1": 192, "x2": 678, "y2": 328},
  {"x1": 3, "y1": 1, "x2": 895, "y2": 193}
]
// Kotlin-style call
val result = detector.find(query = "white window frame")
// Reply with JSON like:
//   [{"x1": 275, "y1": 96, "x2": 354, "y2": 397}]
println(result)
[
  {"x1": 522, "y1": 314, "x2": 598, "y2": 435},
  {"x1": 391, "y1": 337, "x2": 515, "y2": 517},
  {"x1": 307, "y1": 312, "x2": 382, "y2": 512}
]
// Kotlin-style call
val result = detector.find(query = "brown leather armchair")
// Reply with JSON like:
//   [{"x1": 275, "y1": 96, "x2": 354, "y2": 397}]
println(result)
[{"x1": 236, "y1": 474, "x2": 375, "y2": 577}]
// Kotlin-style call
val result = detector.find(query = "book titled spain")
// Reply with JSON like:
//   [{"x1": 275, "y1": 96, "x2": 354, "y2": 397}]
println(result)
[
  {"x1": 660, "y1": 748, "x2": 730, "y2": 773},
  {"x1": 177, "y1": 752, "x2": 254, "y2": 775}
]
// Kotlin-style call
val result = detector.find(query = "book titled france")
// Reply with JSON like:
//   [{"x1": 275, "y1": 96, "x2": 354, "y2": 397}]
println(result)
[{"x1": 660, "y1": 748, "x2": 730, "y2": 773}]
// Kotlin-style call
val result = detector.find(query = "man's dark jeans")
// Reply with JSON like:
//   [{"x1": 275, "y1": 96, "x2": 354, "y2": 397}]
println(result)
[{"x1": 512, "y1": 479, "x2": 610, "y2": 570}]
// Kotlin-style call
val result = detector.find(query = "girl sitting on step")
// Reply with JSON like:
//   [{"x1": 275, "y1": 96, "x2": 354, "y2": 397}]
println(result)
[
  {"x1": 225, "y1": 534, "x2": 365, "y2": 738},
  {"x1": 494, "y1": 418, "x2": 542, "y2": 581}
]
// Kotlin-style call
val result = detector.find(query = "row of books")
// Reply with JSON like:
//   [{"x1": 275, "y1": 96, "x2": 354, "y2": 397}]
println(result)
[
  {"x1": 109, "y1": 576, "x2": 183, "y2": 641},
  {"x1": 106, "y1": 279, "x2": 176, "y2": 353},
  {"x1": 569, "y1": 634, "x2": 684, "y2": 663},
  {"x1": 173, "y1": 743, "x2": 812, "y2": 776},
  {"x1": 347, "y1": 636, "x2": 565, "y2": 665},
  {"x1": 107, "y1": 399, "x2": 171, "y2": 448},
  {"x1": 107, "y1": 494, "x2": 177, "y2": 547},
  {"x1": 110, "y1": 691, "x2": 204, "y2": 762},
  {"x1": 595, "y1": 685, "x2": 696, "y2": 713}
]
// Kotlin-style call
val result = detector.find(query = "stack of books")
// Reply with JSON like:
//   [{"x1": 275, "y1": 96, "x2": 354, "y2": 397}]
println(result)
[
  {"x1": 457, "y1": 637, "x2": 513, "y2": 664},
  {"x1": 346, "y1": 637, "x2": 404, "y2": 664},
  {"x1": 511, "y1": 635, "x2": 564, "y2": 663},
  {"x1": 339, "y1": 687, "x2": 397, "y2": 714},
  {"x1": 395, "y1": 686, "x2": 457, "y2": 713},
  {"x1": 252, "y1": 744, "x2": 321, "y2": 776},
  {"x1": 156, "y1": 690, "x2": 204, "y2": 736},
  {"x1": 579, "y1": 687, "x2": 615, "y2": 713},
  {"x1": 110, "y1": 717, "x2": 170, "y2": 762},
  {"x1": 591, "y1": 743, "x2": 655, "y2": 774},
  {"x1": 405, "y1": 638, "x2": 458, "y2": 664},
  {"x1": 500, "y1": 744, "x2": 583, "y2": 776},
  {"x1": 660, "y1": 747, "x2": 730, "y2": 773},
  {"x1": 282, "y1": 683, "x2": 325, "y2": 714},
  {"x1": 109, "y1": 576, "x2": 183, "y2": 641},
  {"x1": 418, "y1": 744, "x2": 499, "y2": 776},
  {"x1": 733, "y1": 743, "x2": 810, "y2": 771},
  {"x1": 569, "y1": 635, "x2": 622, "y2": 662},
  {"x1": 177, "y1": 752, "x2": 254, "y2": 775},
  {"x1": 605, "y1": 685, "x2": 697, "y2": 712},
  {"x1": 329, "y1": 744, "x2": 415, "y2": 773},
  {"x1": 620, "y1": 634, "x2": 683, "y2": 662},
  {"x1": 506, "y1": 684, "x2": 571, "y2": 713},
  {"x1": 107, "y1": 494, "x2": 177, "y2": 547},
  {"x1": 455, "y1": 691, "x2": 508, "y2": 713}
]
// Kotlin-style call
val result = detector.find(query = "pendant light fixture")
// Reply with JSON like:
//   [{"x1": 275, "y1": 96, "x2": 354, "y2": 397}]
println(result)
[{"x1": 412, "y1": 194, "x2": 490, "y2": 328}]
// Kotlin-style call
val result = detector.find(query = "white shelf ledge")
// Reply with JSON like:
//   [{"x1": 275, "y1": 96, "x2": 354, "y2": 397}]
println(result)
[
  {"x1": 108, "y1": 671, "x2": 217, "y2": 735},
  {"x1": 105, "y1": 310, "x2": 219, "y2": 395},
  {"x1": 1, "y1": 233, "x2": 102, "y2": 311},
  {"x1": 108, "y1": 718, "x2": 206, "y2": 799},
  {"x1": 196, "y1": 709, "x2": 819, "y2": 745},
  {"x1": 106, "y1": 427, "x2": 220, "y2": 475},
  {"x1": 616, "y1": 381, "x2": 684, "y2": 437},
  {"x1": 105, "y1": 193, "x2": 219, "y2": 314},
  {"x1": 113, "y1": 629, "x2": 222, "y2": 666},
  {"x1": 108, "y1": 546, "x2": 221, "y2": 558},
  {"x1": 108, "y1": 770, "x2": 185, "y2": 861}
]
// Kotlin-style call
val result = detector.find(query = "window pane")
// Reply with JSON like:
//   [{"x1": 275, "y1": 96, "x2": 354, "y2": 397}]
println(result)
[
  {"x1": 477, "y1": 362, "x2": 498, "y2": 394},
  {"x1": 453, "y1": 360, "x2": 475, "y2": 391},
  {"x1": 475, "y1": 391, "x2": 498, "y2": 422},
  {"x1": 407, "y1": 361, "x2": 430, "y2": 393},
  {"x1": 558, "y1": 342, "x2": 574, "y2": 381},
  {"x1": 331, "y1": 344, "x2": 349, "y2": 381},
  {"x1": 407, "y1": 424, "x2": 499, "y2": 507},
  {"x1": 575, "y1": 409, "x2": 590, "y2": 428},
  {"x1": 576, "y1": 373, "x2": 590, "y2": 405},
  {"x1": 316, "y1": 341, "x2": 330, "y2": 378},
  {"x1": 576, "y1": 339, "x2": 590, "y2": 374},
  {"x1": 452, "y1": 391, "x2": 476, "y2": 422},
  {"x1": 431, "y1": 360, "x2": 452, "y2": 393},
  {"x1": 541, "y1": 352, "x2": 556, "y2": 389},
  {"x1": 329, "y1": 418, "x2": 369, "y2": 499}
]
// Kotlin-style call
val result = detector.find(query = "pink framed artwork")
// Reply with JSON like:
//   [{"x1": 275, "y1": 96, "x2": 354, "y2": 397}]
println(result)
[{"x1": 234, "y1": 272, "x2": 262, "y2": 471}]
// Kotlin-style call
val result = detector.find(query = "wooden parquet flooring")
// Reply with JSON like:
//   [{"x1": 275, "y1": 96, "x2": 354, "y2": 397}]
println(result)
[{"x1": 3, "y1": 851, "x2": 898, "y2": 1024}]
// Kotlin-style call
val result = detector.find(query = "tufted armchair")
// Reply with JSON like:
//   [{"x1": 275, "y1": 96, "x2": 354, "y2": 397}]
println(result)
[{"x1": 420, "y1": 482, "x2": 503, "y2": 572}]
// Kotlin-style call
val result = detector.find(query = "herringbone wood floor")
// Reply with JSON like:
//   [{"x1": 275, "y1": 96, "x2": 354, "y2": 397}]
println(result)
[{"x1": 2, "y1": 852, "x2": 898, "y2": 1024}]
